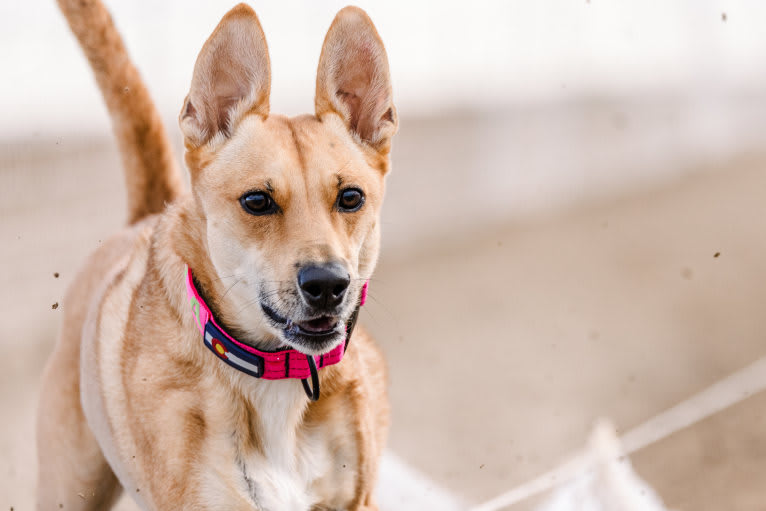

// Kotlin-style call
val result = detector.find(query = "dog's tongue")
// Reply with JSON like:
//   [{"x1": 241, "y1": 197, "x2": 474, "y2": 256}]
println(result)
[{"x1": 299, "y1": 316, "x2": 336, "y2": 333}]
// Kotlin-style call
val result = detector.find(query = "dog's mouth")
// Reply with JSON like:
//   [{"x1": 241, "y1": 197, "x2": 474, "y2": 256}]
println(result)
[
  {"x1": 296, "y1": 315, "x2": 338, "y2": 334},
  {"x1": 260, "y1": 302, "x2": 344, "y2": 352}
]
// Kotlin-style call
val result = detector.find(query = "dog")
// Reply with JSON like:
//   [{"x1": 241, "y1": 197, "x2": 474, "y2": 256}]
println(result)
[{"x1": 37, "y1": 1, "x2": 396, "y2": 510}]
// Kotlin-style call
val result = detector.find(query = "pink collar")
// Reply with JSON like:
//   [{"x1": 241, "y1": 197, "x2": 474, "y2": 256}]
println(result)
[{"x1": 185, "y1": 267, "x2": 367, "y2": 399}]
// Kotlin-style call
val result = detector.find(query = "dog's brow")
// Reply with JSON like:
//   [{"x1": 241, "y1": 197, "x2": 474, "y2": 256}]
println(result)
[
  {"x1": 335, "y1": 160, "x2": 353, "y2": 189},
  {"x1": 265, "y1": 180, "x2": 274, "y2": 193}
]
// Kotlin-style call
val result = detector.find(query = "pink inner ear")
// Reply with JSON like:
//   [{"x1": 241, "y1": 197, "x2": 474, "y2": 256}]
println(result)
[
  {"x1": 381, "y1": 108, "x2": 394, "y2": 123},
  {"x1": 331, "y1": 42, "x2": 388, "y2": 141},
  {"x1": 316, "y1": 7, "x2": 395, "y2": 146},
  {"x1": 336, "y1": 90, "x2": 361, "y2": 132},
  {"x1": 181, "y1": 5, "x2": 271, "y2": 145},
  {"x1": 335, "y1": 52, "x2": 373, "y2": 95},
  {"x1": 181, "y1": 98, "x2": 197, "y2": 119},
  {"x1": 212, "y1": 98, "x2": 237, "y2": 134},
  {"x1": 206, "y1": 58, "x2": 261, "y2": 134}
]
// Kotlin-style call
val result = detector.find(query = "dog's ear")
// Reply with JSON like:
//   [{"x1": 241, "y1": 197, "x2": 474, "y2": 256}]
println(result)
[
  {"x1": 180, "y1": 4, "x2": 270, "y2": 148},
  {"x1": 315, "y1": 7, "x2": 397, "y2": 153}
]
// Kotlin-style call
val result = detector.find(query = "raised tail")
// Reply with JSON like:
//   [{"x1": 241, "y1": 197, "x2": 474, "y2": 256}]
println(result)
[{"x1": 57, "y1": 0, "x2": 183, "y2": 224}]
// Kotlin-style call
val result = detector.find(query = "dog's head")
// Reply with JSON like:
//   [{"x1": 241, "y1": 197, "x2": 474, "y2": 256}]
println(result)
[{"x1": 178, "y1": 4, "x2": 396, "y2": 355}]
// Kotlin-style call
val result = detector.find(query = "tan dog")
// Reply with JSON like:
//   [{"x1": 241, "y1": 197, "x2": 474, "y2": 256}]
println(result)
[{"x1": 37, "y1": 2, "x2": 396, "y2": 510}]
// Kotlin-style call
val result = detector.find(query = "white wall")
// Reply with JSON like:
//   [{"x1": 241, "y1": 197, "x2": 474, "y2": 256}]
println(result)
[
  {"x1": 5, "y1": 0, "x2": 766, "y2": 235},
  {"x1": 3, "y1": 0, "x2": 766, "y2": 139}
]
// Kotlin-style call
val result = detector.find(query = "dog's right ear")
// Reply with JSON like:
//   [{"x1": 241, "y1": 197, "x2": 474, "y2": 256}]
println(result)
[{"x1": 180, "y1": 4, "x2": 270, "y2": 148}]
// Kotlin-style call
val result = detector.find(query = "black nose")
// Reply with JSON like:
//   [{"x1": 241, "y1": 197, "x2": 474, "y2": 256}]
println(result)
[{"x1": 297, "y1": 263, "x2": 350, "y2": 309}]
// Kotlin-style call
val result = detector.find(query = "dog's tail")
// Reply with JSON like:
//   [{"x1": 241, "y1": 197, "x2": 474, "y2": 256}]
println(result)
[{"x1": 57, "y1": 0, "x2": 183, "y2": 224}]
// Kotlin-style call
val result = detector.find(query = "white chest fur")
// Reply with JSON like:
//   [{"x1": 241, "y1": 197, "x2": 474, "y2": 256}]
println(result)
[
  {"x1": 203, "y1": 378, "x2": 352, "y2": 511},
  {"x1": 245, "y1": 383, "x2": 324, "y2": 511}
]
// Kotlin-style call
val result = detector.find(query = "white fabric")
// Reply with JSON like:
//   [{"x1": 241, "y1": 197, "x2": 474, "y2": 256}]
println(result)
[{"x1": 536, "y1": 421, "x2": 669, "y2": 511}]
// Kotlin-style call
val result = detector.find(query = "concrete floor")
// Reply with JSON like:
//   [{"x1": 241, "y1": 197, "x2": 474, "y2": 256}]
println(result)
[
  {"x1": 368, "y1": 151, "x2": 766, "y2": 507},
  {"x1": 633, "y1": 389, "x2": 766, "y2": 511},
  {"x1": 2, "y1": 116, "x2": 766, "y2": 510}
]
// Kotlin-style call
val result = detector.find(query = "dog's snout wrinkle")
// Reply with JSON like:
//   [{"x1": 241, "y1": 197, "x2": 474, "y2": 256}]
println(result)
[{"x1": 297, "y1": 263, "x2": 350, "y2": 310}]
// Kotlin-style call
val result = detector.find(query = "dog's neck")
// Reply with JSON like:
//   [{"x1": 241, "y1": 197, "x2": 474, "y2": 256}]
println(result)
[{"x1": 156, "y1": 199, "x2": 314, "y2": 442}]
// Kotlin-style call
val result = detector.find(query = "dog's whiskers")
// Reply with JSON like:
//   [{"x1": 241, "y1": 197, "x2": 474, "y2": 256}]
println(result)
[
  {"x1": 235, "y1": 297, "x2": 263, "y2": 316},
  {"x1": 221, "y1": 278, "x2": 242, "y2": 300},
  {"x1": 210, "y1": 272, "x2": 248, "y2": 283},
  {"x1": 360, "y1": 291, "x2": 398, "y2": 321}
]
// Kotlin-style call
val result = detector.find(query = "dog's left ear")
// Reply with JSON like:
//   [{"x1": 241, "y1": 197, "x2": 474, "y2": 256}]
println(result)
[{"x1": 315, "y1": 7, "x2": 397, "y2": 154}]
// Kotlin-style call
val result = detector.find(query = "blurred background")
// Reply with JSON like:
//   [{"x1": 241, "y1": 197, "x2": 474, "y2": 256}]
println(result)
[{"x1": 3, "y1": 0, "x2": 766, "y2": 509}]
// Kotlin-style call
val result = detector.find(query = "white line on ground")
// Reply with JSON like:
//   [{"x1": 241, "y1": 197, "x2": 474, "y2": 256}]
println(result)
[{"x1": 470, "y1": 355, "x2": 766, "y2": 511}]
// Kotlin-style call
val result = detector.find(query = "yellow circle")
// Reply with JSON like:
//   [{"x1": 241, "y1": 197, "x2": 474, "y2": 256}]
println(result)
[{"x1": 215, "y1": 344, "x2": 225, "y2": 355}]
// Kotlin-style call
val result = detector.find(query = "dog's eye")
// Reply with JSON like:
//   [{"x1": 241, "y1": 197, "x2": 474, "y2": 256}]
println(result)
[
  {"x1": 337, "y1": 188, "x2": 365, "y2": 212},
  {"x1": 240, "y1": 191, "x2": 278, "y2": 216}
]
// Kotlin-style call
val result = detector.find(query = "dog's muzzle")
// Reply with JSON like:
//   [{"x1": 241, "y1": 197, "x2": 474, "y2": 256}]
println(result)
[{"x1": 185, "y1": 267, "x2": 367, "y2": 400}]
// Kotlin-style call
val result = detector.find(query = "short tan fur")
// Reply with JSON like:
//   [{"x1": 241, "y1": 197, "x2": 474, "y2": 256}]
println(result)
[{"x1": 37, "y1": 2, "x2": 396, "y2": 510}]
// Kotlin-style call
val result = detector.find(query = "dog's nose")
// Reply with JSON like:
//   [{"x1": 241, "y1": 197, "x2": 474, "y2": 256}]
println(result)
[{"x1": 298, "y1": 263, "x2": 350, "y2": 309}]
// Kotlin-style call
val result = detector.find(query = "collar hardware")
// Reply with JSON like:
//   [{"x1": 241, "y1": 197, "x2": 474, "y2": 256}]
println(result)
[{"x1": 301, "y1": 355, "x2": 320, "y2": 402}]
